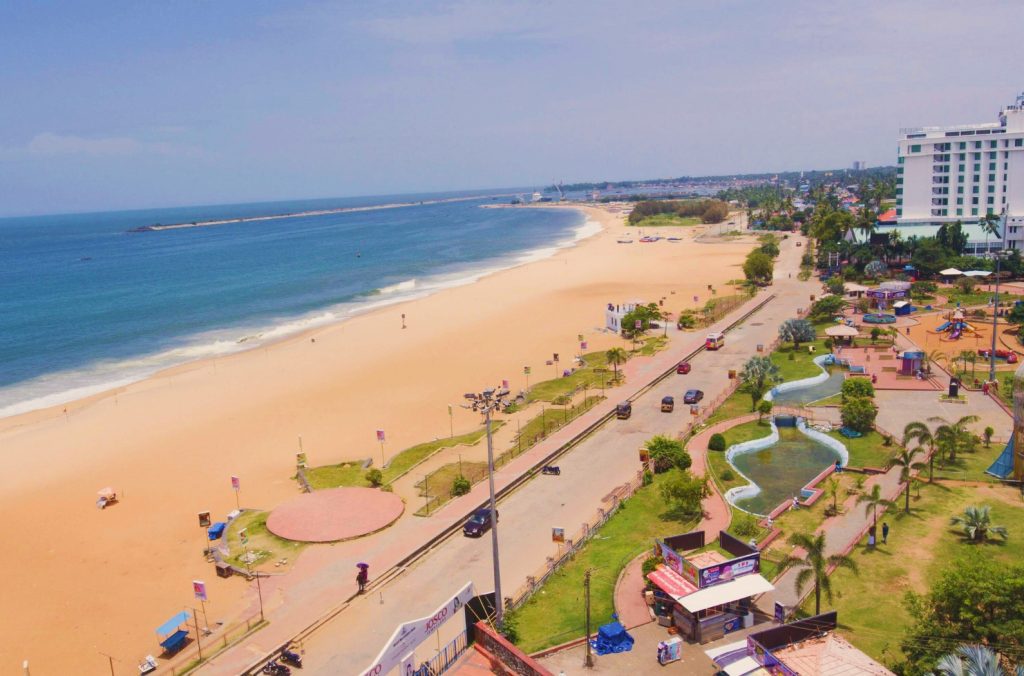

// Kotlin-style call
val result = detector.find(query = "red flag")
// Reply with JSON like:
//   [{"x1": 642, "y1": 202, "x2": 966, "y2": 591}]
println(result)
[
  {"x1": 230, "y1": 475, "x2": 240, "y2": 491},
  {"x1": 376, "y1": 429, "x2": 385, "y2": 442}
]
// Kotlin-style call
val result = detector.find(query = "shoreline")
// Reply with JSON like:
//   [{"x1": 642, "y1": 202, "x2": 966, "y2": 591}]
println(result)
[
  {"x1": 0, "y1": 204, "x2": 757, "y2": 671},
  {"x1": 0, "y1": 207, "x2": 597, "y2": 422}
]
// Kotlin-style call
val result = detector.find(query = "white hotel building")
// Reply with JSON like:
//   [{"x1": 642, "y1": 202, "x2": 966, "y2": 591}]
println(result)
[{"x1": 895, "y1": 93, "x2": 1024, "y2": 252}]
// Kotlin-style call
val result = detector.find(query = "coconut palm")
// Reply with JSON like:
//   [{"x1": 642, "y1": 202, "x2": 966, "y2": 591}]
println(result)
[
  {"x1": 926, "y1": 349, "x2": 948, "y2": 375},
  {"x1": 979, "y1": 211, "x2": 1003, "y2": 256},
  {"x1": 903, "y1": 422, "x2": 938, "y2": 482},
  {"x1": 605, "y1": 347, "x2": 628, "y2": 383},
  {"x1": 889, "y1": 448, "x2": 926, "y2": 513},
  {"x1": 930, "y1": 415, "x2": 981, "y2": 464},
  {"x1": 950, "y1": 505, "x2": 1009, "y2": 542},
  {"x1": 825, "y1": 475, "x2": 841, "y2": 515},
  {"x1": 929, "y1": 643, "x2": 1022, "y2": 676},
  {"x1": 777, "y1": 532, "x2": 858, "y2": 615},
  {"x1": 856, "y1": 484, "x2": 894, "y2": 528}
]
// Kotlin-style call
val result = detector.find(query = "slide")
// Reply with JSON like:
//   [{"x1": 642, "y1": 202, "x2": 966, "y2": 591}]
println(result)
[
  {"x1": 950, "y1": 329, "x2": 962, "y2": 340},
  {"x1": 935, "y1": 321, "x2": 951, "y2": 332},
  {"x1": 986, "y1": 437, "x2": 1014, "y2": 479}
]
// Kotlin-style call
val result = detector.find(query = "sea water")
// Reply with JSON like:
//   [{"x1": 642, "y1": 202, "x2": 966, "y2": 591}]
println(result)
[{"x1": 0, "y1": 191, "x2": 591, "y2": 417}]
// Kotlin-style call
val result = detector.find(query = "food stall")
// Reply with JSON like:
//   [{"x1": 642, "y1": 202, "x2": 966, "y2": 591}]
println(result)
[{"x1": 646, "y1": 530, "x2": 775, "y2": 644}]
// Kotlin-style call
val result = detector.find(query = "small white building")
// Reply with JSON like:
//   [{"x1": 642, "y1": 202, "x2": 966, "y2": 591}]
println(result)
[{"x1": 605, "y1": 301, "x2": 643, "y2": 333}]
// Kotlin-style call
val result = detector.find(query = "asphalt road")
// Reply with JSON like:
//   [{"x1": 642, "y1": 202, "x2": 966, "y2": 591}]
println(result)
[{"x1": 301, "y1": 236, "x2": 815, "y2": 674}]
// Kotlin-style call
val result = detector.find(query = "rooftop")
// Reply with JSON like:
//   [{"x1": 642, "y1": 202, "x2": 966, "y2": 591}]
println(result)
[{"x1": 772, "y1": 633, "x2": 895, "y2": 676}]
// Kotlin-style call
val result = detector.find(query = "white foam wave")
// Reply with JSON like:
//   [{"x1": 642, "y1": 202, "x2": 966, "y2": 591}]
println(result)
[
  {"x1": 378, "y1": 279, "x2": 417, "y2": 295},
  {"x1": 0, "y1": 211, "x2": 602, "y2": 419}
]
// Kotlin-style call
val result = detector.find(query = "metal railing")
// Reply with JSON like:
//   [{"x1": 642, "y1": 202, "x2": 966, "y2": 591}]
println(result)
[{"x1": 412, "y1": 630, "x2": 469, "y2": 676}]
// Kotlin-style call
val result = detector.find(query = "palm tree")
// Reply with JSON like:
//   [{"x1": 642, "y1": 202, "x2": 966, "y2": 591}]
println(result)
[
  {"x1": 605, "y1": 347, "x2": 628, "y2": 383},
  {"x1": 904, "y1": 421, "x2": 939, "y2": 482},
  {"x1": 856, "y1": 484, "x2": 894, "y2": 529},
  {"x1": 825, "y1": 475, "x2": 841, "y2": 515},
  {"x1": 979, "y1": 211, "x2": 1003, "y2": 255},
  {"x1": 889, "y1": 448, "x2": 926, "y2": 513},
  {"x1": 950, "y1": 505, "x2": 1009, "y2": 542},
  {"x1": 926, "y1": 350, "x2": 948, "y2": 375},
  {"x1": 777, "y1": 532, "x2": 858, "y2": 615},
  {"x1": 930, "y1": 415, "x2": 980, "y2": 464},
  {"x1": 929, "y1": 643, "x2": 1021, "y2": 676}
]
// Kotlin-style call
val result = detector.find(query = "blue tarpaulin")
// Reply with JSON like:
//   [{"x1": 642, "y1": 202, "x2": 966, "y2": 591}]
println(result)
[
  {"x1": 156, "y1": 610, "x2": 191, "y2": 637},
  {"x1": 207, "y1": 522, "x2": 226, "y2": 540},
  {"x1": 987, "y1": 437, "x2": 1015, "y2": 479},
  {"x1": 590, "y1": 619, "x2": 634, "y2": 655}
]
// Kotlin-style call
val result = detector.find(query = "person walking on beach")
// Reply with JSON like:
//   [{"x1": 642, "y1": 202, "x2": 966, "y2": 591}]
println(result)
[
  {"x1": 356, "y1": 563, "x2": 369, "y2": 593},
  {"x1": 882, "y1": 522, "x2": 890, "y2": 545}
]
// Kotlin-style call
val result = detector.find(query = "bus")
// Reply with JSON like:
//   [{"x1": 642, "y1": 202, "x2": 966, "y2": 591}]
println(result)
[{"x1": 705, "y1": 332, "x2": 725, "y2": 350}]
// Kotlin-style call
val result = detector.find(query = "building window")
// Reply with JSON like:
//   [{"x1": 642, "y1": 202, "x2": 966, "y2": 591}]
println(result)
[
  {"x1": 957, "y1": 197, "x2": 964, "y2": 205},
  {"x1": 988, "y1": 182, "x2": 995, "y2": 190},
  {"x1": 973, "y1": 197, "x2": 980, "y2": 204},
  {"x1": 989, "y1": 162, "x2": 996, "y2": 170},
  {"x1": 1016, "y1": 139, "x2": 1023, "y2": 147},
  {"x1": 974, "y1": 163, "x2": 981, "y2": 171},
  {"x1": 897, "y1": 167, "x2": 904, "y2": 174},
  {"x1": 973, "y1": 186, "x2": 980, "y2": 194},
  {"x1": 958, "y1": 175, "x2": 965, "y2": 183},
  {"x1": 896, "y1": 208, "x2": 902, "y2": 216},
  {"x1": 989, "y1": 151, "x2": 997, "y2": 159},
  {"x1": 990, "y1": 140, "x2": 998, "y2": 148},
  {"x1": 959, "y1": 153, "x2": 966, "y2": 160},
  {"x1": 959, "y1": 142, "x2": 967, "y2": 149},
  {"x1": 898, "y1": 156, "x2": 905, "y2": 164},
  {"x1": 972, "y1": 208, "x2": 979, "y2": 215},
  {"x1": 959, "y1": 164, "x2": 966, "y2": 172},
  {"x1": 896, "y1": 188, "x2": 903, "y2": 195},
  {"x1": 973, "y1": 175, "x2": 980, "y2": 183},
  {"x1": 911, "y1": 144, "x2": 921, "y2": 153},
  {"x1": 988, "y1": 197, "x2": 995, "y2": 204},
  {"x1": 973, "y1": 152, "x2": 981, "y2": 159},
  {"x1": 957, "y1": 186, "x2": 964, "y2": 193},
  {"x1": 957, "y1": 208, "x2": 963, "y2": 216},
  {"x1": 975, "y1": 141, "x2": 982, "y2": 149}
]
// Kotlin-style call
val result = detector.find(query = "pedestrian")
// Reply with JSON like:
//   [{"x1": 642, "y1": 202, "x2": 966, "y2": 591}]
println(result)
[
  {"x1": 356, "y1": 564, "x2": 369, "y2": 593},
  {"x1": 882, "y1": 522, "x2": 890, "y2": 544},
  {"x1": 868, "y1": 532, "x2": 876, "y2": 547},
  {"x1": 791, "y1": 495, "x2": 799, "y2": 510}
]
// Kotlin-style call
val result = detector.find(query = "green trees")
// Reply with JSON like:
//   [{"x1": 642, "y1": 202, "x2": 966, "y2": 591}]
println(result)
[
  {"x1": 929, "y1": 644, "x2": 1019, "y2": 676},
  {"x1": 759, "y1": 240, "x2": 780, "y2": 258},
  {"x1": 931, "y1": 414, "x2": 980, "y2": 464},
  {"x1": 621, "y1": 302, "x2": 662, "y2": 337},
  {"x1": 743, "y1": 251, "x2": 774, "y2": 286},
  {"x1": 778, "y1": 318, "x2": 816, "y2": 349},
  {"x1": 950, "y1": 505, "x2": 1008, "y2": 542},
  {"x1": 778, "y1": 532, "x2": 858, "y2": 616},
  {"x1": 644, "y1": 435, "x2": 692, "y2": 473},
  {"x1": 739, "y1": 356, "x2": 782, "y2": 411},
  {"x1": 902, "y1": 555, "x2": 1024, "y2": 674},
  {"x1": 904, "y1": 421, "x2": 939, "y2": 482},
  {"x1": 707, "y1": 433, "x2": 726, "y2": 452},
  {"x1": 841, "y1": 378, "x2": 875, "y2": 401},
  {"x1": 889, "y1": 448, "x2": 925, "y2": 513},
  {"x1": 627, "y1": 199, "x2": 731, "y2": 225},
  {"x1": 757, "y1": 400, "x2": 774, "y2": 421},
  {"x1": 840, "y1": 396, "x2": 876, "y2": 433},
  {"x1": 856, "y1": 484, "x2": 894, "y2": 529},
  {"x1": 605, "y1": 347, "x2": 628, "y2": 382},
  {"x1": 659, "y1": 472, "x2": 710, "y2": 520},
  {"x1": 825, "y1": 277, "x2": 845, "y2": 296},
  {"x1": 809, "y1": 295, "x2": 845, "y2": 322}
]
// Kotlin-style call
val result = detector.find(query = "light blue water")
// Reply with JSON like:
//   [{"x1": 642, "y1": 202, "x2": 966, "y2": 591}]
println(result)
[{"x1": 0, "y1": 192, "x2": 588, "y2": 416}]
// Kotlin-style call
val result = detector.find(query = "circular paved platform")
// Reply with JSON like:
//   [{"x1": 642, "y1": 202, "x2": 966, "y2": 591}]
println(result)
[{"x1": 266, "y1": 487, "x2": 404, "y2": 543}]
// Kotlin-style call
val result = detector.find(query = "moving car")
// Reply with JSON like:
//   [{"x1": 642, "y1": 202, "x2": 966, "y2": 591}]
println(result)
[
  {"x1": 683, "y1": 389, "x2": 704, "y2": 404},
  {"x1": 616, "y1": 402, "x2": 632, "y2": 419},
  {"x1": 463, "y1": 508, "x2": 499, "y2": 537},
  {"x1": 661, "y1": 396, "x2": 675, "y2": 412},
  {"x1": 705, "y1": 332, "x2": 725, "y2": 350},
  {"x1": 676, "y1": 361, "x2": 691, "y2": 374}
]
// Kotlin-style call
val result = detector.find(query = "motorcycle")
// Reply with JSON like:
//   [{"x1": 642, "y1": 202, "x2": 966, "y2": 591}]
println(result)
[
  {"x1": 262, "y1": 661, "x2": 291, "y2": 676},
  {"x1": 281, "y1": 648, "x2": 303, "y2": 668},
  {"x1": 540, "y1": 465, "x2": 561, "y2": 476}
]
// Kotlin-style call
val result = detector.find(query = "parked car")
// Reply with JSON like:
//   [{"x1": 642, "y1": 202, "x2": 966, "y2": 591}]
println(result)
[
  {"x1": 683, "y1": 389, "x2": 704, "y2": 404},
  {"x1": 661, "y1": 396, "x2": 675, "y2": 412},
  {"x1": 463, "y1": 508, "x2": 499, "y2": 537},
  {"x1": 616, "y1": 402, "x2": 632, "y2": 419},
  {"x1": 676, "y1": 361, "x2": 691, "y2": 374}
]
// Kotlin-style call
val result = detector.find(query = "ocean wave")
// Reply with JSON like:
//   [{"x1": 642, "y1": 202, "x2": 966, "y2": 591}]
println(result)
[{"x1": 0, "y1": 213, "x2": 602, "y2": 419}]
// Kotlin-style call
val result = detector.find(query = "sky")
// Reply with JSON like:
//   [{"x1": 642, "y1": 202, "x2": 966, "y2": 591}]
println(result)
[{"x1": 1, "y1": 0, "x2": 1022, "y2": 216}]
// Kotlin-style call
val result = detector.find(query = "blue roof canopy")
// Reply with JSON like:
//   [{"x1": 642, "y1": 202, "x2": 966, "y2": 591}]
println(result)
[{"x1": 156, "y1": 610, "x2": 191, "y2": 636}]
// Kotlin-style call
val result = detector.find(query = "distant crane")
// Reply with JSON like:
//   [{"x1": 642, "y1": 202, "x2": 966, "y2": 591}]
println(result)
[{"x1": 554, "y1": 181, "x2": 565, "y2": 201}]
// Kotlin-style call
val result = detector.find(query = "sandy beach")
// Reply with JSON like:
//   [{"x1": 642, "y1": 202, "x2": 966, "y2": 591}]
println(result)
[{"x1": 0, "y1": 205, "x2": 756, "y2": 671}]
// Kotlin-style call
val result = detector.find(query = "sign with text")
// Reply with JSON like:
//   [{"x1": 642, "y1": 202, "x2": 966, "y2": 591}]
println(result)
[
  {"x1": 552, "y1": 527, "x2": 565, "y2": 543},
  {"x1": 193, "y1": 580, "x2": 207, "y2": 602},
  {"x1": 230, "y1": 475, "x2": 240, "y2": 491},
  {"x1": 699, "y1": 553, "x2": 760, "y2": 588},
  {"x1": 361, "y1": 582, "x2": 475, "y2": 676},
  {"x1": 523, "y1": 366, "x2": 531, "y2": 375},
  {"x1": 198, "y1": 511, "x2": 211, "y2": 528},
  {"x1": 658, "y1": 540, "x2": 684, "y2": 576},
  {"x1": 376, "y1": 429, "x2": 386, "y2": 442}
]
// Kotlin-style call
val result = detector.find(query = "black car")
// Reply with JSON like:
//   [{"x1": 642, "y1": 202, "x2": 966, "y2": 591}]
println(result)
[
  {"x1": 463, "y1": 508, "x2": 499, "y2": 537},
  {"x1": 683, "y1": 389, "x2": 704, "y2": 404}
]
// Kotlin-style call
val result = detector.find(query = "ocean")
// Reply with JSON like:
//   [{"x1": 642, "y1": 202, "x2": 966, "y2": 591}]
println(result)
[{"x1": 0, "y1": 191, "x2": 594, "y2": 418}]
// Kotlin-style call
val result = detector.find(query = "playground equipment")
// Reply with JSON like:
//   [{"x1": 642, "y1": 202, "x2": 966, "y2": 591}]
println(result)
[
  {"x1": 862, "y1": 313, "x2": 896, "y2": 324},
  {"x1": 978, "y1": 348, "x2": 1019, "y2": 364},
  {"x1": 934, "y1": 310, "x2": 977, "y2": 340}
]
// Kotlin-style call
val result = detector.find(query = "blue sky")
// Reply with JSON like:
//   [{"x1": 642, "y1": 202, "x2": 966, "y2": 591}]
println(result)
[{"x1": 1, "y1": 1, "x2": 1022, "y2": 215}]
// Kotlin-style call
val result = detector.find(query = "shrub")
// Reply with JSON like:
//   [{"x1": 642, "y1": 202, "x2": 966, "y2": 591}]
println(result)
[
  {"x1": 731, "y1": 512, "x2": 760, "y2": 538},
  {"x1": 708, "y1": 433, "x2": 726, "y2": 452},
  {"x1": 955, "y1": 276, "x2": 976, "y2": 294},
  {"x1": 870, "y1": 327, "x2": 881, "y2": 342},
  {"x1": 452, "y1": 475, "x2": 471, "y2": 496},
  {"x1": 641, "y1": 555, "x2": 663, "y2": 577},
  {"x1": 757, "y1": 400, "x2": 774, "y2": 420},
  {"x1": 824, "y1": 338, "x2": 833, "y2": 351},
  {"x1": 810, "y1": 295, "x2": 845, "y2": 321},
  {"x1": 912, "y1": 280, "x2": 938, "y2": 294},
  {"x1": 841, "y1": 396, "x2": 877, "y2": 433},
  {"x1": 720, "y1": 469, "x2": 735, "y2": 482},
  {"x1": 677, "y1": 311, "x2": 697, "y2": 329},
  {"x1": 644, "y1": 435, "x2": 692, "y2": 473},
  {"x1": 825, "y1": 277, "x2": 845, "y2": 296},
  {"x1": 365, "y1": 468, "x2": 384, "y2": 487},
  {"x1": 642, "y1": 470, "x2": 654, "y2": 486},
  {"x1": 841, "y1": 378, "x2": 875, "y2": 401}
]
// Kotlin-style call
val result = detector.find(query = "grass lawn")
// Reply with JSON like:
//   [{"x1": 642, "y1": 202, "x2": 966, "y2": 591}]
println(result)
[
  {"x1": 224, "y1": 510, "x2": 307, "y2": 571},
  {"x1": 929, "y1": 441, "x2": 1005, "y2": 483},
  {"x1": 810, "y1": 392, "x2": 842, "y2": 407},
  {"x1": 702, "y1": 420, "x2": 773, "y2": 494},
  {"x1": 771, "y1": 342, "x2": 831, "y2": 382},
  {"x1": 635, "y1": 335, "x2": 668, "y2": 356},
  {"x1": 304, "y1": 424, "x2": 500, "y2": 489},
  {"x1": 828, "y1": 430, "x2": 896, "y2": 469},
  {"x1": 801, "y1": 480, "x2": 1024, "y2": 665},
  {"x1": 508, "y1": 396, "x2": 604, "y2": 459},
  {"x1": 414, "y1": 460, "x2": 487, "y2": 516},
  {"x1": 506, "y1": 470, "x2": 697, "y2": 653},
  {"x1": 941, "y1": 289, "x2": 998, "y2": 308},
  {"x1": 767, "y1": 472, "x2": 861, "y2": 552},
  {"x1": 526, "y1": 352, "x2": 622, "y2": 404},
  {"x1": 704, "y1": 389, "x2": 757, "y2": 426},
  {"x1": 632, "y1": 214, "x2": 702, "y2": 227}
]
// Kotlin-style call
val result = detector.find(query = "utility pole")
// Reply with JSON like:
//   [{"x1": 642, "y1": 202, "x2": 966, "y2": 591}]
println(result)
[
  {"x1": 461, "y1": 385, "x2": 511, "y2": 628},
  {"x1": 192, "y1": 607, "x2": 203, "y2": 661},
  {"x1": 990, "y1": 208, "x2": 1009, "y2": 383},
  {"x1": 584, "y1": 569, "x2": 594, "y2": 668}
]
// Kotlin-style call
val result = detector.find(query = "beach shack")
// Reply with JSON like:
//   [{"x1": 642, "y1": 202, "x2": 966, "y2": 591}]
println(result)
[
  {"x1": 605, "y1": 301, "x2": 642, "y2": 333},
  {"x1": 646, "y1": 530, "x2": 774, "y2": 644},
  {"x1": 866, "y1": 281, "x2": 910, "y2": 310},
  {"x1": 899, "y1": 351, "x2": 925, "y2": 376},
  {"x1": 893, "y1": 300, "x2": 912, "y2": 316}
]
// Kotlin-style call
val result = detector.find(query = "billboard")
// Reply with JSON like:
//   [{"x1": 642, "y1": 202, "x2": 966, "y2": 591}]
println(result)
[{"x1": 699, "y1": 553, "x2": 760, "y2": 588}]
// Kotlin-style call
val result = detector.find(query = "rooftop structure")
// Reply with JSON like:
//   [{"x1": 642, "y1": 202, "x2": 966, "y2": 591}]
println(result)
[{"x1": 895, "y1": 92, "x2": 1024, "y2": 253}]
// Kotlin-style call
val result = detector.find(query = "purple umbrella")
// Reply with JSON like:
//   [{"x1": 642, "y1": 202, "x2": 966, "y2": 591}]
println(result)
[{"x1": 356, "y1": 562, "x2": 369, "y2": 570}]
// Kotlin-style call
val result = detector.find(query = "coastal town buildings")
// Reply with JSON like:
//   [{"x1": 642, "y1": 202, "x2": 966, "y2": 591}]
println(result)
[{"x1": 894, "y1": 92, "x2": 1024, "y2": 253}]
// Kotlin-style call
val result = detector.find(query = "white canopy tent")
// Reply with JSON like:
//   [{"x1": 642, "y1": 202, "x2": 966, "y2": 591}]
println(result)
[
  {"x1": 678, "y1": 574, "x2": 775, "y2": 613},
  {"x1": 963, "y1": 270, "x2": 992, "y2": 277},
  {"x1": 939, "y1": 268, "x2": 963, "y2": 276},
  {"x1": 825, "y1": 324, "x2": 859, "y2": 337}
]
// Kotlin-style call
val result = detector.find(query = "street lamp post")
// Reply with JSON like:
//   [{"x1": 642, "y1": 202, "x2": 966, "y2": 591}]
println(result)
[
  {"x1": 461, "y1": 386, "x2": 511, "y2": 627},
  {"x1": 989, "y1": 209, "x2": 1009, "y2": 384}
]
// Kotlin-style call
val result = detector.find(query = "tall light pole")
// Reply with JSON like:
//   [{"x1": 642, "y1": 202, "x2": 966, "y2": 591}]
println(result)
[
  {"x1": 462, "y1": 385, "x2": 511, "y2": 627},
  {"x1": 989, "y1": 208, "x2": 1009, "y2": 384}
]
